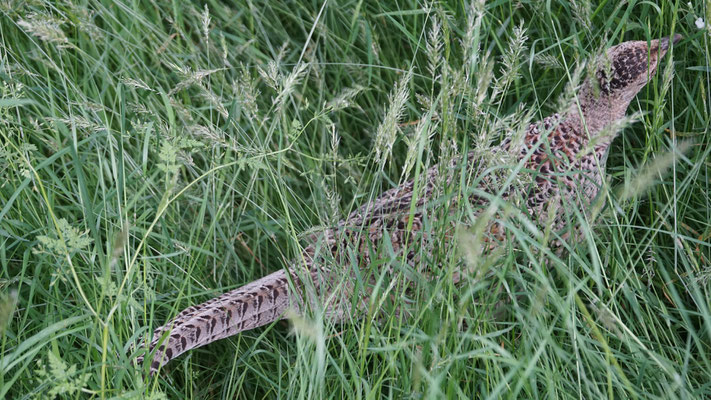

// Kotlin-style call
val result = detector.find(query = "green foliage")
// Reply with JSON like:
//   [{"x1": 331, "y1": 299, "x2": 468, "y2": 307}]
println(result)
[
  {"x1": 0, "y1": 0, "x2": 709, "y2": 398},
  {"x1": 34, "y1": 352, "x2": 90, "y2": 399},
  {"x1": 0, "y1": 290, "x2": 17, "y2": 335},
  {"x1": 34, "y1": 218, "x2": 93, "y2": 256}
]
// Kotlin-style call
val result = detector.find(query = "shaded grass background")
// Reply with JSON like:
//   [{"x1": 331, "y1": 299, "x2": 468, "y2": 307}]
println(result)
[{"x1": 0, "y1": 0, "x2": 710, "y2": 398}]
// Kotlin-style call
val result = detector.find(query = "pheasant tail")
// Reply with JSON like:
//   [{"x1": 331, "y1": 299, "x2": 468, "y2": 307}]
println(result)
[{"x1": 137, "y1": 268, "x2": 298, "y2": 374}]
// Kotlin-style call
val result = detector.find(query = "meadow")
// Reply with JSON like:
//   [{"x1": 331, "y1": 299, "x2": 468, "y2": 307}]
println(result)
[{"x1": 1, "y1": 0, "x2": 710, "y2": 398}]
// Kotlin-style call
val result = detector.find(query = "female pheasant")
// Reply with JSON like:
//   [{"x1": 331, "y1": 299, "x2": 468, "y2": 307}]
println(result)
[{"x1": 137, "y1": 35, "x2": 680, "y2": 374}]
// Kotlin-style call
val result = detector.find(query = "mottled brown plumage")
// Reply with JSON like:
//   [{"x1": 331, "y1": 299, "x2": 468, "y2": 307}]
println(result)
[{"x1": 136, "y1": 35, "x2": 680, "y2": 374}]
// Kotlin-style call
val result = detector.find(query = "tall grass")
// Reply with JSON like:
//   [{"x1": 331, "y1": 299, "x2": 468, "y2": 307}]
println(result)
[{"x1": 1, "y1": 0, "x2": 709, "y2": 398}]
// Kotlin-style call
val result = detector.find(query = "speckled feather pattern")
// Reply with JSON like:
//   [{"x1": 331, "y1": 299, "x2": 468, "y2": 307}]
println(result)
[{"x1": 136, "y1": 36, "x2": 678, "y2": 374}]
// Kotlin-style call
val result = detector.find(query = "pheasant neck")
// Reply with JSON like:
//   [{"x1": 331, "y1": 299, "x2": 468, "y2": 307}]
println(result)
[{"x1": 565, "y1": 93, "x2": 631, "y2": 157}]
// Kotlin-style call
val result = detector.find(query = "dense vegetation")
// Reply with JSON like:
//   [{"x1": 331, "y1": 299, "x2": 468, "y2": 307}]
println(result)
[{"x1": 1, "y1": 0, "x2": 709, "y2": 398}]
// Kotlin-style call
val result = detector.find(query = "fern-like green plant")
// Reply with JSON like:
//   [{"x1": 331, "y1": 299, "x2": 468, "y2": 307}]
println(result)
[{"x1": 34, "y1": 352, "x2": 90, "y2": 399}]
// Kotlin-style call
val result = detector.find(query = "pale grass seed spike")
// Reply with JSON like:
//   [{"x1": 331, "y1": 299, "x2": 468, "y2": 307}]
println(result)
[{"x1": 136, "y1": 35, "x2": 681, "y2": 375}]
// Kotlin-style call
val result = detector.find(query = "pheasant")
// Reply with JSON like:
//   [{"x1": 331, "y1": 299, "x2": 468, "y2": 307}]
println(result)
[{"x1": 137, "y1": 35, "x2": 680, "y2": 374}]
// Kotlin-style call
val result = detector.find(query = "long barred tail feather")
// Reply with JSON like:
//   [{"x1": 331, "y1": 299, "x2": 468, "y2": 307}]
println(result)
[{"x1": 136, "y1": 268, "x2": 306, "y2": 374}]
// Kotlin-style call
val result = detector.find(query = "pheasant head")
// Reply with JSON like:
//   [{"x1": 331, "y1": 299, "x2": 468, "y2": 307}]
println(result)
[{"x1": 568, "y1": 34, "x2": 682, "y2": 137}]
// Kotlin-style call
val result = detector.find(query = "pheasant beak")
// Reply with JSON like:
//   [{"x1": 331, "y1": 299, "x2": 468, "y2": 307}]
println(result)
[
  {"x1": 646, "y1": 34, "x2": 681, "y2": 77},
  {"x1": 656, "y1": 34, "x2": 682, "y2": 56}
]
